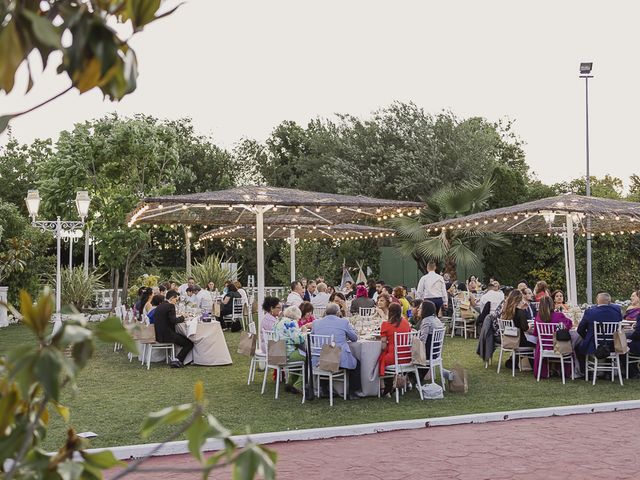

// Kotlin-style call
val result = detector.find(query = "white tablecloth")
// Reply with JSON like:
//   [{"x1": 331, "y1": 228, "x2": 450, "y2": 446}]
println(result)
[
  {"x1": 350, "y1": 340, "x2": 382, "y2": 397},
  {"x1": 176, "y1": 320, "x2": 232, "y2": 366}
]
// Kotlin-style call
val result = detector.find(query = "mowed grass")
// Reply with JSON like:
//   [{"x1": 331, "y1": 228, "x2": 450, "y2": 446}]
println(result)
[{"x1": 2, "y1": 322, "x2": 639, "y2": 451}]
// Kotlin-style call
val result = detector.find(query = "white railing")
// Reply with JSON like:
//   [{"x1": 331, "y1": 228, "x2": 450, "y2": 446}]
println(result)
[
  {"x1": 245, "y1": 286, "x2": 287, "y2": 302},
  {"x1": 94, "y1": 289, "x2": 120, "y2": 310}
]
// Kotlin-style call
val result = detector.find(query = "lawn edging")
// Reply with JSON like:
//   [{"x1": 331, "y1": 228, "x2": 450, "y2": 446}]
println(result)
[{"x1": 90, "y1": 399, "x2": 640, "y2": 460}]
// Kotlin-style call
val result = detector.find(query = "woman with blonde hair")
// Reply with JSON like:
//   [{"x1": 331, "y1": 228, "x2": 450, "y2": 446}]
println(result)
[{"x1": 501, "y1": 290, "x2": 534, "y2": 370}]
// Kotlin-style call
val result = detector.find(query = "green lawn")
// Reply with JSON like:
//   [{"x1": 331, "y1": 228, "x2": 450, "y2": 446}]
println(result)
[{"x1": 2, "y1": 322, "x2": 639, "y2": 451}]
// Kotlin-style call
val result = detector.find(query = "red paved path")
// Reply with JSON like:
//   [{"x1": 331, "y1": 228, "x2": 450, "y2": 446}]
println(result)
[{"x1": 108, "y1": 410, "x2": 640, "y2": 479}]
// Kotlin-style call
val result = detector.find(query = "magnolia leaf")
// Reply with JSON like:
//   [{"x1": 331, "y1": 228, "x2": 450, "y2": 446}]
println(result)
[
  {"x1": 74, "y1": 57, "x2": 103, "y2": 93},
  {"x1": 186, "y1": 415, "x2": 208, "y2": 462},
  {"x1": 141, "y1": 403, "x2": 193, "y2": 439},
  {"x1": 94, "y1": 316, "x2": 138, "y2": 354},
  {"x1": 81, "y1": 450, "x2": 126, "y2": 469},
  {"x1": 0, "y1": 20, "x2": 25, "y2": 93},
  {"x1": 0, "y1": 115, "x2": 13, "y2": 134},
  {"x1": 40, "y1": 406, "x2": 50, "y2": 425},
  {"x1": 57, "y1": 459, "x2": 84, "y2": 480},
  {"x1": 128, "y1": 0, "x2": 161, "y2": 31},
  {"x1": 53, "y1": 401, "x2": 71, "y2": 422},
  {"x1": 232, "y1": 443, "x2": 277, "y2": 480},
  {"x1": 34, "y1": 348, "x2": 62, "y2": 401},
  {"x1": 21, "y1": 10, "x2": 63, "y2": 49}
]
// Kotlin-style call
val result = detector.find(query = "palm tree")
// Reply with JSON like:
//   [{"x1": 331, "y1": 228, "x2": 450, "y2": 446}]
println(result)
[{"x1": 391, "y1": 178, "x2": 509, "y2": 278}]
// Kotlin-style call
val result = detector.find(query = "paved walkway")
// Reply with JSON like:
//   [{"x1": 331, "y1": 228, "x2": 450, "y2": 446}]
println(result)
[{"x1": 108, "y1": 410, "x2": 640, "y2": 479}]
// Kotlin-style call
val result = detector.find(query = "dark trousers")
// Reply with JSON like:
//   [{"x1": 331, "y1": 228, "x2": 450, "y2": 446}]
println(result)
[
  {"x1": 427, "y1": 297, "x2": 444, "y2": 315},
  {"x1": 168, "y1": 332, "x2": 194, "y2": 363},
  {"x1": 347, "y1": 361, "x2": 362, "y2": 394}
]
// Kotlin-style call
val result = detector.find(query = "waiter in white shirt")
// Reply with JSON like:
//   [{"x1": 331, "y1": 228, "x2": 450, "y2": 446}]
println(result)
[{"x1": 416, "y1": 262, "x2": 448, "y2": 314}]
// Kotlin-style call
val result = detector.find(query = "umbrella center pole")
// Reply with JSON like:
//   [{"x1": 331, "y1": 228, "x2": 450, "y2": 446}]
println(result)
[{"x1": 290, "y1": 228, "x2": 296, "y2": 282}]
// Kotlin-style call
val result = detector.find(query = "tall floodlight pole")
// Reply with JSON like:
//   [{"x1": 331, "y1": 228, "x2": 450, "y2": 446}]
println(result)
[{"x1": 580, "y1": 62, "x2": 593, "y2": 305}]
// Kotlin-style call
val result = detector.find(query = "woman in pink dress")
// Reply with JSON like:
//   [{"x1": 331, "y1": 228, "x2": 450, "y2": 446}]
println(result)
[{"x1": 531, "y1": 296, "x2": 573, "y2": 379}]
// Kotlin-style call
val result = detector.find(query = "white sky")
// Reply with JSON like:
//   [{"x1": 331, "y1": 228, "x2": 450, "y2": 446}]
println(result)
[{"x1": 1, "y1": 0, "x2": 639, "y2": 187}]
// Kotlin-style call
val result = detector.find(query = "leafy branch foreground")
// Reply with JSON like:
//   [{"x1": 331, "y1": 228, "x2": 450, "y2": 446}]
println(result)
[{"x1": 0, "y1": 289, "x2": 276, "y2": 479}]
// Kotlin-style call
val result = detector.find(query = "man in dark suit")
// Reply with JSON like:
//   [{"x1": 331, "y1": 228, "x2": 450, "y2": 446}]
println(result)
[
  {"x1": 575, "y1": 292, "x2": 622, "y2": 372},
  {"x1": 153, "y1": 290, "x2": 193, "y2": 368}
]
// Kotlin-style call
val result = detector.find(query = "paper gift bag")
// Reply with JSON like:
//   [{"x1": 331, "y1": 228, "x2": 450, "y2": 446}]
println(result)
[
  {"x1": 501, "y1": 327, "x2": 520, "y2": 350},
  {"x1": 138, "y1": 323, "x2": 156, "y2": 343},
  {"x1": 553, "y1": 339, "x2": 573, "y2": 355},
  {"x1": 237, "y1": 331, "x2": 257, "y2": 357},
  {"x1": 268, "y1": 339, "x2": 287, "y2": 365},
  {"x1": 318, "y1": 343, "x2": 341, "y2": 372},
  {"x1": 449, "y1": 364, "x2": 468, "y2": 393},
  {"x1": 411, "y1": 336, "x2": 427, "y2": 366},
  {"x1": 614, "y1": 330, "x2": 629, "y2": 354},
  {"x1": 212, "y1": 303, "x2": 221, "y2": 318}
]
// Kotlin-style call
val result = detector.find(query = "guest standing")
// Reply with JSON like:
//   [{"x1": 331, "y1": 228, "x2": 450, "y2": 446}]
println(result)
[{"x1": 416, "y1": 262, "x2": 448, "y2": 314}]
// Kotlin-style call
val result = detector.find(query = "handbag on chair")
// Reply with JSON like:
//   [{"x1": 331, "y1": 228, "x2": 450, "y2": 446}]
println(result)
[
  {"x1": 411, "y1": 336, "x2": 427, "y2": 366},
  {"x1": 553, "y1": 329, "x2": 573, "y2": 355},
  {"x1": 501, "y1": 326, "x2": 520, "y2": 350},
  {"x1": 318, "y1": 343, "x2": 341, "y2": 372},
  {"x1": 268, "y1": 339, "x2": 287, "y2": 365}
]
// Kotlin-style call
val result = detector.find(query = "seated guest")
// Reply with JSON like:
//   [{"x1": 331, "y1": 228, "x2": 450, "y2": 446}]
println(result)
[
  {"x1": 312, "y1": 303, "x2": 364, "y2": 399},
  {"x1": 234, "y1": 281, "x2": 249, "y2": 307},
  {"x1": 416, "y1": 300, "x2": 452, "y2": 381},
  {"x1": 372, "y1": 280, "x2": 385, "y2": 302},
  {"x1": 383, "y1": 285, "x2": 399, "y2": 304},
  {"x1": 551, "y1": 289, "x2": 570, "y2": 313},
  {"x1": 517, "y1": 281, "x2": 528, "y2": 293},
  {"x1": 409, "y1": 299, "x2": 423, "y2": 328},
  {"x1": 624, "y1": 290, "x2": 640, "y2": 321},
  {"x1": 367, "y1": 279, "x2": 377, "y2": 299},
  {"x1": 219, "y1": 283, "x2": 242, "y2": 326},
  {"x1": 379, "y1": 303, "x2": 412, "y2": 395},
  {"x1": 479, "y1": 281, "x2": 504, "y2": 316},
  {"x1": 455, "y1": 283, "x2": 477, "y2": 319},
  {"x1": 521, "y1": 287, "x2": 537, "y2": 320},
  {"x1": 327, "y1": 285, "x2": 336, "y2": 297},
  {"x1": 137, "y1": 287, "x2": 153, "y2": 321},
  {"x1": 196, "y1": 286, "x2": 213, "y2": 311},
  {"x1": 394, "y1": 287, "x2": 411, "y2": 316},
  {"x1": 146, "y1": 294, "x2": 165, "y2": 324},
  {"x1": 303, "y1": 280, "x2": 317, "y2": 302},
  {"x1": 273, "y1": 306, "x2": 307, "y2": 394},
  {"x1": 328, "y1": 291, "x2": 348, "y2": 317},
  {"x1": 184, "y1": 286, "x2": 199, "y2": 307},
  {"x1": 467, "y1": 275, "x2": 480, "y2": 294},
  {"x1": 575, "y1": 292, "x2": 623, "y2": 371},
  {"x1": 311, "y1": 283, "x2": 331, "y2": 309},
  {"x1": 286, "y1": 281, "x2": 304, "y2": 307},
  {"x1": 343, "y1": 280, "x2": 355, "y2": 299},
  {"x1": 531, "y1": 296, "x2": 573, "y2": 379},
  {"x1": 179, "y1": 277, "x2": 196, "y2": 300},
  {"x1": 403, "y1": 286, "x2": 414, "y2": 303},
  {"x1": 158, "y1": 284, "x2": 167, "y2": 298},
  {"x1": 260, "y1": 297, "x2": 281, "y2": 353},
  {"x1": 533, "y1": 281, "x2": 550, "y2": 302},
  {"x1": 350, "y1": 285, "x2": 376, "y2": 314},
  {"x1": 372, "y1": 293, "x2": 391, "y2": 323},
  {"x1": 298, "y1": 301, "x2": 315, "y2": 328},
  {"x1": 153, "y1": 291, "x2": 193, "y2": 368},
  {"x1": 206, "y1": 281, "x2": 217, "y2": 292},
  {"x1": 500, "y1": 290, "x2": 535, "y2": 370}
]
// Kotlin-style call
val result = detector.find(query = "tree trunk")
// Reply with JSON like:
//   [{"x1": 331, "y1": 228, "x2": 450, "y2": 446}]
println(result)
[
  {"x1": 444, "y1": 257, "x2": 457, "y2": 281},
  {"x1": 112, "y1": 268, "x2": 120, "y2": 309},
  {"x1": 412, "y1": 253, "x2": 428, "y2": 275},
  {"x1": 121, "y1": 246, "x2": 144, "y2": 307}
]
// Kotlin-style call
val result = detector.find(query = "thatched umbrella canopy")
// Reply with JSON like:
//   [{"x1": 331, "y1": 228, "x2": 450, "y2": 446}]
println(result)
[
  {"x1": 421, "y1": 194, "x2": 640, "y2": 306},
  {"x1": 128, "y1": 186, "x2": 422, "y2": 227},
  {"x1": 127, "y1": 186, "x2": 424, "y2": 335},
  {"x1": 199, "y1": 223, "x2": 395, "y2": 241},
  {"x1": 423, "y1": 194, "x2": 640, "y2": 235}
]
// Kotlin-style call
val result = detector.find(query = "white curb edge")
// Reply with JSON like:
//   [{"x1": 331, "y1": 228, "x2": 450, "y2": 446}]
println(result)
[{"x1": 92, "y1": 399, "x2": 640, "y2": 460}]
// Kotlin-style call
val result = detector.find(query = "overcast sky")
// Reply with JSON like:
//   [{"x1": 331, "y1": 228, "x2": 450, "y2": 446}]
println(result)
[{"x1": 1, "y1": 0, "x2": 638, "y2": 188}]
